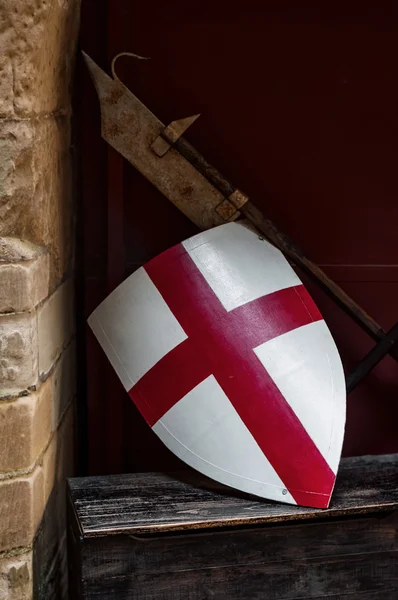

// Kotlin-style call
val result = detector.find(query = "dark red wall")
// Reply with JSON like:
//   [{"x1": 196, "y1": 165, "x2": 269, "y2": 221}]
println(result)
[{"x1": 80, "y1": 1, "x2": 398, "y2": 475}]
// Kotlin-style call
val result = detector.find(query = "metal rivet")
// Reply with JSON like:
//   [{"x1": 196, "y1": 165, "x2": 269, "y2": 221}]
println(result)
[{"x1": 282, "y1": 489, "x2": 288, "y2": 496}]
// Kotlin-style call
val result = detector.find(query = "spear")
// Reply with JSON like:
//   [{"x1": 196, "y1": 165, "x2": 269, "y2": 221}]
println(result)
[{"x1": 83, "y1": 52, "x2": 398, "y2": 372}]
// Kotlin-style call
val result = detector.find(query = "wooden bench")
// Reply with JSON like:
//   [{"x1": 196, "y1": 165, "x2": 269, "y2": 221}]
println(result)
[{"x1": 67, "y1": 453, "x2": 398, "y2": 599}]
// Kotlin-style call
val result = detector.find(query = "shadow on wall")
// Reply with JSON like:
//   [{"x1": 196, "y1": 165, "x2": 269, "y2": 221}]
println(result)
[{"x1": 33, "y1": 408, "x2": 75, "y2": 600}]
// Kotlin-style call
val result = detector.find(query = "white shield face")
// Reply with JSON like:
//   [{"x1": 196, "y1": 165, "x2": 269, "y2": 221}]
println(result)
[{"x1": 88, "y1": 222, "x2": 346, "y2": 508}]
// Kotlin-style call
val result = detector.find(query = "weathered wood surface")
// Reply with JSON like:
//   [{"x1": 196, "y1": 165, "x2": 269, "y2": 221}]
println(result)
[
  {"x1": 80, "y1": 547, "x2": 398, "y2": 600},
  {"x1": 68, "y1": 454, "x2": 398, "y2": 599},
  {"x1": 68, "y1": 454, "x2": 398, "y2": 537}
]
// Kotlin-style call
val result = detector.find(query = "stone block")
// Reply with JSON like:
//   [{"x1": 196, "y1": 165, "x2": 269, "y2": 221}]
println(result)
[
  {"x1": 0, "y1": 467, "x2": 44, "y2": 552},
  {"x1": 0, "y1": 118, "x2": 75, "y2": 289},
  {"x1": 38, "y1": 280, "x2": 74, "y2": 377},
  {"x1": 0, "y1": 0, "x2": 81, "y2": 118},
  {"x1": 52, "y1": 341, "x2": 76, "y2": 430},
  {"x1": 0, "y1": 311, "x2": 38, "y2": 397},
  {"x1": 0, "y1": 403, "x2": 74, "y2": 568},
  {"x1": 0, "y1": 551, "x2": 32, "y2": 600},
  {"x1": 0, "y1": 54, "x2": 14, "y2": 121},
  {"x1": 0, "y1": 378, "x2": 52, "y2": 473},
  {"x1": 0, "y1": 238, "x2": 49, "y2": 314}
]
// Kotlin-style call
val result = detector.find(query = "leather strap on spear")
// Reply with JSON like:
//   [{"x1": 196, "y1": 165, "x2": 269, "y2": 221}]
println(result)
[{"x1": 83, "y1": 52, "x2": 398, "y2": 388}]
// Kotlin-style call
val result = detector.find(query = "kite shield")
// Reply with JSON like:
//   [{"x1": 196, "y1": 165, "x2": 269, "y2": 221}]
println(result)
[{"x1": 88, "y1": 222, "x2": 346, "y2": 508}]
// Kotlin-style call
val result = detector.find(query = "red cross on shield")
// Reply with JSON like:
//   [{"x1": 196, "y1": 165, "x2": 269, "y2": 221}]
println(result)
[{"x1": 88, "y1": 222, "x2": 346, "y2": 508}]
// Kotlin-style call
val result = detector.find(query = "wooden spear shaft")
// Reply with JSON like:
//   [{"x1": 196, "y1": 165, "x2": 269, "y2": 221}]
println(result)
[
  {"x1": 346, "y1": 322, "x2": 398, "y2": 393},
  {"x1": 174, "y1": 136, "x2": 398, "y2": 361}
]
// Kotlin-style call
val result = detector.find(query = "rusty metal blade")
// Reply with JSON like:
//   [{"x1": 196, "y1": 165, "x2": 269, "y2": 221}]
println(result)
[{"x1": 82, "y1": 52, "x2": 236, "y2": 229}]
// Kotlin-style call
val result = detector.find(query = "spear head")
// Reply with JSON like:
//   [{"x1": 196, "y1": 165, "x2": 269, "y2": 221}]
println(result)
[{"x1": 82, "y1": 51, "x2": 231, "y2": 230}]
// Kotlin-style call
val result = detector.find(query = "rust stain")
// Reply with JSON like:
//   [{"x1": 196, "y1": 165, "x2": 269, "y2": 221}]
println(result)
[
  {"x1": 106, "y1": 86, "x2": 124, "y2": 106},
  {"x1": 215, "y1": 199, "x2": 237, "y2": 221},
  {"x1": 182, "y1": 185, "x2": 194, "y2": 197},
  {"x1": 103, "y1": 121, "x2": 123, "y2": 139},
  {"x1": 229, "y1": 189, "x2": 249, "y2": 210},
  {"x1": 83, "y1": 52, "x2": 227, "y2": 230}
]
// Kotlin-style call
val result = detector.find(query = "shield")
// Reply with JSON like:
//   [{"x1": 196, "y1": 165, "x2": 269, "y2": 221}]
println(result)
[{"x1": 88, "y1": 222, "x2": 346, "y2": 508}]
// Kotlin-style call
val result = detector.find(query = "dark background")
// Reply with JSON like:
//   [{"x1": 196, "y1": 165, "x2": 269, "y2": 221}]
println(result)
[{"x1": 79, "y1": 1, "x2": 398, "y2": 475}]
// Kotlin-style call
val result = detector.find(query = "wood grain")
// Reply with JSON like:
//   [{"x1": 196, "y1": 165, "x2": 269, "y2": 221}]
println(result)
[
  {"x1": 68, "y1": 454, "x2": 398, "y2": 599},
  {"x1": 68, "y1": 454, "x2": 398, "y2": 537},
  {"x1": 82, "y1": 512, "x2": 398, "y2": 574},
  {"x1": 80, "y1": 550, "x2": 398, "y2": 599}
]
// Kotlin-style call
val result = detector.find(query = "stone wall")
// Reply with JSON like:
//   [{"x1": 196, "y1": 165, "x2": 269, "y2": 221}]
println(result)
[{"x1": 0, "y1": 1, "x2": 80, "y2": 598}]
